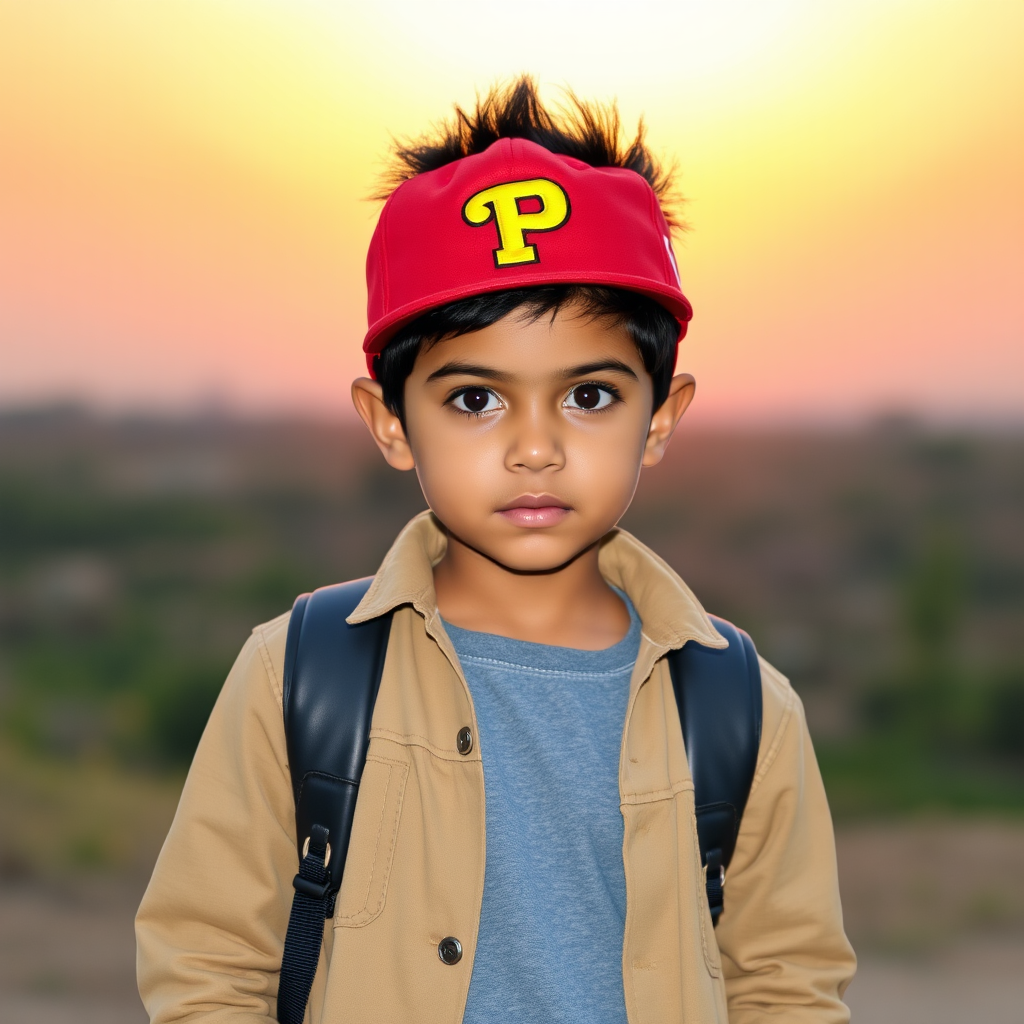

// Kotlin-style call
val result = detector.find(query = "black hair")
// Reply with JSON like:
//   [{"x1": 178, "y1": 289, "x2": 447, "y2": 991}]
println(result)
[
  {"x1": 374, "y1": 75, "x2": 683, "y2": 229},
  {"x1": 374, "y1": 285, "x2": 679, "y2": 423}
]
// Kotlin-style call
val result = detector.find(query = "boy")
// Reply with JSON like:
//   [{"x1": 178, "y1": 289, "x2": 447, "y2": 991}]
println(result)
[{"x1": 137, "y1": 78, "x2": 855, "y2": 1023}]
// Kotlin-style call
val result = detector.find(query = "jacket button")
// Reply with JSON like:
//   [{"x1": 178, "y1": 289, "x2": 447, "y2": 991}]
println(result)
[
  {"x1": 456, "y1": 727, "x2": 473, "y2": 755},
  {"x1": 438, "y1": 936, "x2": 463, "y2": 965}
]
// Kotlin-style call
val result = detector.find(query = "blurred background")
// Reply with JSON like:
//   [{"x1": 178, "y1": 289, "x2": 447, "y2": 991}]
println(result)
[{"x1": 1, "y1": 1, "x2": 1022, "y2": 1021}]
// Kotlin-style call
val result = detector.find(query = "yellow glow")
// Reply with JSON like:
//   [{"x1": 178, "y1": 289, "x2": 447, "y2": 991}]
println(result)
[{"x1": 1, "y1": 0, "x2": 1021, "y2": 419}]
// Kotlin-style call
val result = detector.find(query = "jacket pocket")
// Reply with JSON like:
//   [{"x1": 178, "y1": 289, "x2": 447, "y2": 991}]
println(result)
[{"x1": 332, "y1": 754, "x2": 408, "y2": 928}]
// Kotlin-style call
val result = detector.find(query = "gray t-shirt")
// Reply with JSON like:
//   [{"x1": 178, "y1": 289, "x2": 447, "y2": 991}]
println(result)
[{"x1": 444, "y1": 593, "x2": 640, "y2": 1024}]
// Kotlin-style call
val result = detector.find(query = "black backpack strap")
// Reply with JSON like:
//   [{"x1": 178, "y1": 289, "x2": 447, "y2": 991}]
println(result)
[
  {"x1": 277, "y1": 577, "x2": 393, "y2": 1024},
  {"x1": 666, "y1": 615, "x2": 763, "y2": 926}
]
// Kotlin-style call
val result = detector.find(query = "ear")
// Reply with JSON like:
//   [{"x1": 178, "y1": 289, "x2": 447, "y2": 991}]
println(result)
[
  {"x1": 642, "y1": 373, "x2": 695, "y2": 467},
  {"x1": 351, "y1": 377, "x2": 416, "y2": 471}
]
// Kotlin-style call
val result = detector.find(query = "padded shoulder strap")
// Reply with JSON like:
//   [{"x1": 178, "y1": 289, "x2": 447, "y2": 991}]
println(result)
[
  {"x1": 666, "y1": 615, "x2": 763, "y2": 923},
  {"x1": 283, "y1": 577, "x2": 393, "y2": 892},
  {"x1": 278, "y1": 578, "x2": 393, "y2": 1024}
]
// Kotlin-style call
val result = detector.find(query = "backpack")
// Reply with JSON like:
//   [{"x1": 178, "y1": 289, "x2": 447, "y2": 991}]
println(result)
[{"x1": 276, "y1": 577, "x2": 763, "y2": 1024}]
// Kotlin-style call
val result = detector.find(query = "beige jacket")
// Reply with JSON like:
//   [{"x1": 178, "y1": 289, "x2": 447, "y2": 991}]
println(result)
[{"x1": 137, "y1": 512, "x2": 855, "y2": 1023}]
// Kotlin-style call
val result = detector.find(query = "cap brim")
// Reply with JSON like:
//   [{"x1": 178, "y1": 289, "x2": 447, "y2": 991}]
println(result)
[{"x1": 363, "y1": 271, "x2": 692, "y2": 362}]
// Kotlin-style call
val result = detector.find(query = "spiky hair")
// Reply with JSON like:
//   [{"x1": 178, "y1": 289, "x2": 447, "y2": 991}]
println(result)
[{"x1": 374, "y1": 75, "x2": 684, "y2": 230}]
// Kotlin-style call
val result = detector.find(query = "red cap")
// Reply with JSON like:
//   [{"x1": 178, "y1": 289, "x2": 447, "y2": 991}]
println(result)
[{"x1": 363, "y1": 137, "x2": 692, "y2": 375}]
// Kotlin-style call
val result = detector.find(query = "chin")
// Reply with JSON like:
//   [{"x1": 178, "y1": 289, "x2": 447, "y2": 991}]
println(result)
[{"x1": 481, "y1": 534, "x2": 600, "y2": 574}]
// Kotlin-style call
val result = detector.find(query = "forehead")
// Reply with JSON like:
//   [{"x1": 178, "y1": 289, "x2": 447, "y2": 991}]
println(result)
[{"x1": 413, "y1": 306, "x2": 643, "y2": 379}]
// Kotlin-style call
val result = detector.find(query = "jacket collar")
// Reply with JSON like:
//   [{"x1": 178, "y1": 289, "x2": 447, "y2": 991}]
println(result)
[{"x1": 349, "y1": 510, "x2": 725, "y2": 652}]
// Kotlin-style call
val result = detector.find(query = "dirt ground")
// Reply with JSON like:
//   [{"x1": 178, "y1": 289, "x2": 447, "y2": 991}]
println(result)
[
  {"x1": 838, "y1": 818, "x2": 1024, "y2": 1022},
  {"x1": 0, "y1": 875, "x2": 146, "y2": 1024},
  {"x1": 2, "y1": 819, "x2": 1024, "y2": 1023},
  {"x1": 846, "y1": 936, "x2": 1024, "y2": 1023}
]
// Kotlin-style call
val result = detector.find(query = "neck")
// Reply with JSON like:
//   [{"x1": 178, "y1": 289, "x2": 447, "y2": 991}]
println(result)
[{"x1": 432, "y1": 530, "x2": 630, "y2": 650}]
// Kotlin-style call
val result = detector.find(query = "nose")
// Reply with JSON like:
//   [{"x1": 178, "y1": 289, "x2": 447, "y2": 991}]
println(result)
[{"x1": 504, "y1": 403, "x2": 565, "y2": 473}]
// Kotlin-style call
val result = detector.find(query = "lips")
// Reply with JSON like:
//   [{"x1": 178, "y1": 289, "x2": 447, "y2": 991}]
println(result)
[
  {"x1": 498, "y1": 493, "x2": 571, "y2": 511},
  {"x1": 497, "y1": 494, "x2": 572, "y2": 528}
]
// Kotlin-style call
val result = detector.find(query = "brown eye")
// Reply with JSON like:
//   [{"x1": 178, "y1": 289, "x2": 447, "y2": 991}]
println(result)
[
  {"x1": 566, "y1": 384, "x2": 614, "y2": 411},
  {"x1": 452, "y1": 388, "x2": 499, "y2": 414},
  {"x1": 573, "y1": 385, "x2": 601, "y2": 409}
]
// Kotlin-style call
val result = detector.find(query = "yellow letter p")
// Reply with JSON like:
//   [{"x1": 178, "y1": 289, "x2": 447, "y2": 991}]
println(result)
[{"x1": 462, "y1": 178, "x2": 571, "y2": 267}]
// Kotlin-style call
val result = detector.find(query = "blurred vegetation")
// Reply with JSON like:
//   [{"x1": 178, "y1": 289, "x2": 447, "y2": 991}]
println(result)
[
  {"x1": 0, "y1": 407, "x2": 1022, "y2": 873},
  {"x1": 623, "y1": 422, "x2": 1024, "y2": 818}
]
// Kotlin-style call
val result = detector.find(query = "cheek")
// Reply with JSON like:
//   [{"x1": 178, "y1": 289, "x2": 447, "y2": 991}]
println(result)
[
  {"x1": 569, "y1": 427, "x2": 647, "y2": 506},
  {"x1": 408, "y1": 419, "x2": 502, "y2": 510}
]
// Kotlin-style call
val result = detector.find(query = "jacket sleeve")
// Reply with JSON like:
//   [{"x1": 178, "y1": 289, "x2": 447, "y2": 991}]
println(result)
[
  {"x1": 714, "y1": 658, "x2": 856, "y2": 1023},
  {"x1": 136, "y1": 614, "x2": 297, "y2": 1022}
]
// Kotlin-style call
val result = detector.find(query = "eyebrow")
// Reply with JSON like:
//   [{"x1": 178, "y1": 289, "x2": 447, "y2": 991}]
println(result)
[
  {"x1": 425, "y1": 361, "x2": 516, "y2": 384},
  {"x1": 425, "y1": 358, "x2": 639, "y2": 384},
  {"x1": 560, "y1": 360, "x2": 639, "y2": 382}
]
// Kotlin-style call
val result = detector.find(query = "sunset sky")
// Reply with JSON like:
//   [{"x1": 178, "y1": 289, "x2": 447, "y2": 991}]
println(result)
[{"x1": 1, "y1": 0, "x2": 1021, "y2": 423}]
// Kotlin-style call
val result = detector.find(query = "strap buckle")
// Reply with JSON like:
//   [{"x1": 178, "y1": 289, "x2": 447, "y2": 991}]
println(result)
[
  {"x1": 704, "y1": 859, "x2": 726, "y2": 895},
  {"x1": 292, "y1": 873, "x2": 332, "y2": 900},
  {"x1": 301, "y1": 835, "x2": 332, "y2": 867},
  {"x1": 704, "y1": 847, "x2": 726, "y2": 923}
]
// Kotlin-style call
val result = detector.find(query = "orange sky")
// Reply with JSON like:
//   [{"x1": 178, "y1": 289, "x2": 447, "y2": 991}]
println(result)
[{"x1": 1, "y1": 0, "x2": 1021, "y2": 423}]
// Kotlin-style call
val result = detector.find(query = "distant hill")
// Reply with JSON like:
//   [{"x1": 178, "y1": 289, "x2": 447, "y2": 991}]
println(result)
[{"x1": 1, "y1": 408, "x2": 1022, "y2": 814}]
